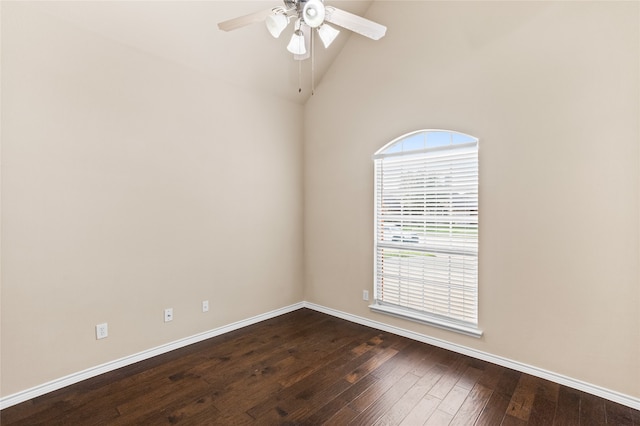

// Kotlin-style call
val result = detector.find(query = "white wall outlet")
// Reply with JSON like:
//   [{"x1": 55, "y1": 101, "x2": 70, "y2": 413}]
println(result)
[
  {"x1": 363, "y1": 290, "x2": 369, "y2": 301},
  {"x1": 164, "y1": 308, "x2": 173, "y2": 322},
  {"x1": 96, "y1": 323, "x2": 108, "y2": 339},
  {"x1": 202, "y1": 300, "x2": 209, "y2": 313}
]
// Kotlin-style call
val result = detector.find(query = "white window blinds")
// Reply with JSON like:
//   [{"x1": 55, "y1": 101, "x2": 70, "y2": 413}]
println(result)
[{"x1": 372, "y1": 130, "x2": 480, "y2": 337}]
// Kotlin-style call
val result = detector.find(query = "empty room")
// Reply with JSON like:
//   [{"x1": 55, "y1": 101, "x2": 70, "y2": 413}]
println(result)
[{"x1": 1, "y1": 0, "x2": 639, "y2": 424}]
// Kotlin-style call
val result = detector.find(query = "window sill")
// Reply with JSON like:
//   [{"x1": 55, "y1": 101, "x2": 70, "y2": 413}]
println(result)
[{"x1": 369, "y1": 303, "x2": 483, "y2": 338}]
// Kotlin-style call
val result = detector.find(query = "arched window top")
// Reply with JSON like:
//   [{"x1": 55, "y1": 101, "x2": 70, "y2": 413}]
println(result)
[{"x1": 374, "y1": 129, "x2": 478, "y2": 159}]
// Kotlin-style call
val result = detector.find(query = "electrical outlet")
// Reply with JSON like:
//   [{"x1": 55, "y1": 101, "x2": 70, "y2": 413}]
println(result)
[
  {"x1": 96, "y1": 323, "x2": 108, "y2": 339},
  {"x1": 202, "y1": 300, "x2": 209, "y2": 313},
  {"x1": 363, "y1": 290, "x2": 369, "y2": 301},
  {"x1": 164, "y1": 308, "x2": 173, "y2": 322}
]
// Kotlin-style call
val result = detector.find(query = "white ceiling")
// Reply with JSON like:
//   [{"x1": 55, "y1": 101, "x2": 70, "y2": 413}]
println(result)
[{"x1": 28, "y1": 0, "x2": 375, "y2": 104}]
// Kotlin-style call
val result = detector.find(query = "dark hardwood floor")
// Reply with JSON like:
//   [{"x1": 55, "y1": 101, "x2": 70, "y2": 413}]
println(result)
[{"x1": 2, "y1": 308, "x2": 638, "y2": 425}]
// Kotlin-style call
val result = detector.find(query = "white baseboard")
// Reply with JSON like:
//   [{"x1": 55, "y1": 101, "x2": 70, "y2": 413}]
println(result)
[
  {"x1": 2, "y1": 301, "x2": 638, "y2": 412},
  {"x1": 0, "y1": 302, "x2": 304, "y2": 410},
  {"x1": 303, "y1": 302, "x2": 640, "y2": 411}
]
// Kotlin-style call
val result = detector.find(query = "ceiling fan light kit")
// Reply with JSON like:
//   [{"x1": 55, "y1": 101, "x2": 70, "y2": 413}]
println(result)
[
  {"x1": 218, "y1": 0, "x2": 386, "y2": 93},
  {"x1": 265, "y1": 12, "x2": 290, "y2": 38},
  {"x1": 317, "y1": 23, "x2": 339, "y2": 48},
  {"x1": 302, "y1": 0, "x2": 326, "y2": 28},
  {"x1": 287, "y1": 23, "x2": 307, "y2": 55}
]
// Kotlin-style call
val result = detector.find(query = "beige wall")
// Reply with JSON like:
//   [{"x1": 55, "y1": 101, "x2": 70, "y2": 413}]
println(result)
[
  {"x1": 2, "y1": 0, "x2": 639, "y2": 404},
  {"x1": 1, "y1": 3, "x2": 303, "y2": 396},
  {"x1": 304, "y1": 1, "x2": 640, "y2": 398}
]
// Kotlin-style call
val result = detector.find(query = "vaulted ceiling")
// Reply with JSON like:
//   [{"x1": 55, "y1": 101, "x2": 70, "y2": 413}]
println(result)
[{"x1": 28, "y1": 1, "x2": 375, "y2": 104}]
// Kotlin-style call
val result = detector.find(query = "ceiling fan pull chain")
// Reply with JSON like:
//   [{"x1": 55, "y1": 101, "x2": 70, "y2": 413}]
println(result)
[
  {"x1": 298, "y1": 59, "x2": 302, "y2": 93},
  {"x1": 311, "y1": 29, "x2": 315, "y2": 96}
]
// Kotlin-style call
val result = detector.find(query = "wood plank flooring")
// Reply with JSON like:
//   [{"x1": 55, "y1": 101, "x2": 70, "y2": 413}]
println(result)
[{"x1": 2, "y1": 308, "x2": 638, "y2": 425}]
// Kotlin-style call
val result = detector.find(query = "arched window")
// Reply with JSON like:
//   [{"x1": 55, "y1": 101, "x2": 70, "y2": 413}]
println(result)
[{"x1": 372, "y1": 130, "x2": 481, "y2": 337}]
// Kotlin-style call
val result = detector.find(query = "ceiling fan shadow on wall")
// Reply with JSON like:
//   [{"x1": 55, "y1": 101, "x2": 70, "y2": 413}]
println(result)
[{"x1": 218, "y1": 0, "x2": 386, "y2": 94}]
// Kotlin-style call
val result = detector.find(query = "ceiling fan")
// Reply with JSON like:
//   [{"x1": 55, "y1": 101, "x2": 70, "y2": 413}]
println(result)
[{"x1": 218, "y1": 0, "x2": 386, "y2": 92}]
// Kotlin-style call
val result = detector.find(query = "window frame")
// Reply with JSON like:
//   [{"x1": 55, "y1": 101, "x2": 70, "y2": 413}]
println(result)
[{"x1": 371, "y1": 129, "x2": 482, "y2": 338}]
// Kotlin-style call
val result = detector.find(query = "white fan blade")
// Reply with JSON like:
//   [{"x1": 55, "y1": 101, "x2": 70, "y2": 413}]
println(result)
[
  {"x1": 218, "y1": 9, "x2": 273, "y2": 32},
  {"x1": 293, "y1": 24, "x2": 311, "y2": 60},
  {"x1": 325, "y1": 7, "x2": 386, "y2": 41}
]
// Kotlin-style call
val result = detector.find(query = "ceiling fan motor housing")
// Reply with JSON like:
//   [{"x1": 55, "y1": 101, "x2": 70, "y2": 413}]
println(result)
[{"x1": 283, "y1": 0, "x2": 298, "y2": 10}]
